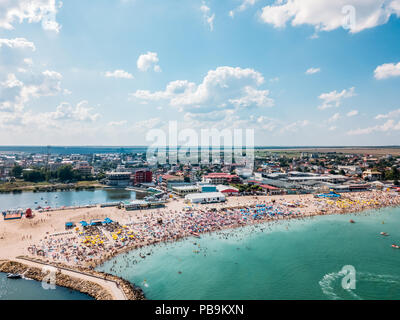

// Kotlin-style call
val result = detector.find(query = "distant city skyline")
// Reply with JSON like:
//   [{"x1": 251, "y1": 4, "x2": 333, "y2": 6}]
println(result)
[{"x1": 1, "y1": 0, "x2": 400, "y2": 146}]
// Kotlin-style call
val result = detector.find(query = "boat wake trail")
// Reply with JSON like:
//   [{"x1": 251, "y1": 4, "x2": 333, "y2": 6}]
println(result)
[{"x1": 319, "y1": 271, "x2": 400, "y2": 300}]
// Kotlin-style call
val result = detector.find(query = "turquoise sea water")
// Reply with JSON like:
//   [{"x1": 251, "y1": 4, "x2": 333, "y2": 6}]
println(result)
[
  {"x1": 99, "y1": 207, "x2": 400, "y2": 300},
  {"x1": 0, "y1": 273, "x2": 93, "y2": 300},
  {"x1": 0, "y1": 189, "x2": 136, "y2": 211}
]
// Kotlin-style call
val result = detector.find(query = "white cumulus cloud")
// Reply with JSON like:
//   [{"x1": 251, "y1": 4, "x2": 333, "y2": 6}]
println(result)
[
  {"x1": 347, "y1": 119, "x2": 400, "y2": 135},
  {"x1": 348, "y1": 108, "x2": 400, "y2": 135},
  {"x1": 0, "y1": 100, "x2": 100, "y2": 129},
  {"x1": 0, "y1": 38, "x2": 36, "y2": 51},
  {"x1": 0, "y1": 70, "x2": 63, "y2": 112},
  {"x1": 375, "y1": 109, "x2": 400, "y2": 120},
  {"x1": 280, "y1": 120, "x2": 310, "y2": 134},
  {"x1": 347, "y1": 110, "x2": 359, "y2": 117},
  {"x1": 137, "y1": 52, "x2": 161, "y2": 72},
  {"x1": 132, "y1": 118, "x2": 163, "y2": 131},
  {"x1": 328, "y1": 112, "x2": 340, "y2": 123},
  {"x1": 260, "y1": 0, "x2": 400, "y2": 34},
  {"x1": 318, "y1": 87, "x2": 356, "y2": 110},
  {"x1": 229, "y1": 0, "x2": 257, "y2": 18},
  {"x1": 108, "y1": 120, "x2": 128, "y2": 127},
  {"x1": 374, "y1": 62, "x2": 400, "y2": 80},
  {"x1": 43, "y1": 101, "x2": 100, "y2": 123},
  {"x1": 130, "y1": 66, "x2": 273, "y2": 117},
  {"x1": 0, "y1": 0, "x2": 62, "y2": 33},
  {"x1": 105, "y1": 69, "x2": 134, "y2": 79},
  {"x1": 201, "y1": 2, "x2": 215, "y2": 31},
  {"x1": 305, "y1": 67, "x2": 320, "y2": 75}
]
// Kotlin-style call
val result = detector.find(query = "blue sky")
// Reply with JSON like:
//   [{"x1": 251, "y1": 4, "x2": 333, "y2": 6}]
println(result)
[{"x1": 1, "y1": 0, "x2": 400, "y2": 146}]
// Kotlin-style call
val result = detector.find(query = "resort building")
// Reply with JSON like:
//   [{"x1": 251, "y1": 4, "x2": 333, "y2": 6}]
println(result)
[
  {"x1": 235, "y1": 167, "x2": 253, "y2": 178},
  {"x1": 259, "y1": 184, "x2": 284, "y2": 195},
  {"x1": 328, "y1": 185, "x2": 351, "y2": 193},
  {"x1": 264, "y1": 172, "x2": 288, "y2": 180},
  {"x1": 287, "y1": 174, "x2": 348, "y2": 184},
  {"x1": 348, "y1": 184, "x2": 371, "y2": 191},
  {"x1": 202, "y1": 173, "x2": 241, "y2": 185},
  {"x1": 159, "y1": 174, "x2": 184, "y2": 185},
  {"x1": 337, "y1": 165, "x2": 362, "y2": 175},
  {"x1": 362, "y1": 169, "x2": 382, "y2": 181},
  {"x1": 124, "y1": 200, "x2": 166, "y2": 211},
  {"x1": 185, "y1": 192, "x2": 226, "y2": 204},
  {"x1": 172, "y1": 185, "x2": 200, "y2": 196},
  {"x1": 105, "y1": 172, "x2": 132, "y2": 187},
  {"x1": 75, "y1": 161, "x2": 94, "y2": 176},
  {"x1": 216, "y1": 185, "x2": 239, "y2": 196},
  {"x1": 133, "y1": 170, "x2": 153, "y2": 185},
  {"x1": 370, "y1": 181, "x2": 385, "y2": 190}
]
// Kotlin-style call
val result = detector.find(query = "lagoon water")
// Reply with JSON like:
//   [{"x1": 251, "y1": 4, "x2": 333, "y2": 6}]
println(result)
[
  {"x1": 0, "y1": 273, "x2": 93, "y2": 300},
  {"x1": 99, "y1": 207, "x2": 400, "y2": 300},
  {"x1": 0, "y1": 189, "x2": 136, "y2": 211}
]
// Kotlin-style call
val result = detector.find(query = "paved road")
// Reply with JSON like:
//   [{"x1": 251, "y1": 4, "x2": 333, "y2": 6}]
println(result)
[{"x1": 15, "y1": 258, "x2": 127, "y2": 300}]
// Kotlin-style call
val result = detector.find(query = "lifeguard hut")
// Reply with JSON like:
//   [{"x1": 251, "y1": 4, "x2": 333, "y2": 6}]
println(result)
[{"x1": 25, "y1": 208, "x2": 33, "y2": 218}]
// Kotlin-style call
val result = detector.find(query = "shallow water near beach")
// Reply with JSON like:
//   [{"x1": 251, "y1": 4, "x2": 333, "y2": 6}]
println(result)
[
  {"x1": 99, "y1": 207, "x2": 400, "y2": 300},
  {"x1": 0, "y1": 273, "x2": 94, "y2": 300}
]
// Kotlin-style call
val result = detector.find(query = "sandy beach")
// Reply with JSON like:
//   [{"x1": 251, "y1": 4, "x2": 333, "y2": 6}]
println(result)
[{"x1": 1, "y1": 191, "x2": 399, "y2": 269}]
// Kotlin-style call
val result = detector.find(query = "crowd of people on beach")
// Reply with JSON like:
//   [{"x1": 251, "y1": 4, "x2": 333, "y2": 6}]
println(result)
[{"x1": 25, "y1": 191, "x2": 400, "y2": 267}]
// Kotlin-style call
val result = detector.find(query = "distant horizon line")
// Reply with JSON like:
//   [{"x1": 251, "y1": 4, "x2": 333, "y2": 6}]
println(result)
[{"x1": 1, "y1": 145, "x2": 400, "y2": 149}]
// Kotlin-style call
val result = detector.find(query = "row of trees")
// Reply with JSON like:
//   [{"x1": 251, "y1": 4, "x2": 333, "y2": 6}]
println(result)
[
  {"x1": 383, "y1": 166, "x2": 400, "y2": 182},
  {"x1": 11, "y1": 165, "x2": 94, "y2": 183}
]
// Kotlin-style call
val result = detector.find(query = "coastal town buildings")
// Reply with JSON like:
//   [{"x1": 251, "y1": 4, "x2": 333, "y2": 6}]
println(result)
[
  {"x1": 75, "y1": 161, "x2": 94, "y2": 176},
  {"x1": 185, "y1": 192, "x2": 226, "y2": 204},
  {"x1": 1, "y1": 148, "x2": 399, "y2": 197},
  {"x1": 160, "y1": 174, "x2": 184, "y2": 185},
  {"x1": 133, "y1": 170, "x2": 153, "y2": 185},
  {"x1": 362, "y1": 169, "x2": 383, "y2": 181},
  {"x1": 105, "y1": 172, "x2": 132, "y2": 187},
  {"x1": 172, "y1": 185, "x2": 200, "y2": 196},
  {"x1": 259, "y1": 184, "x2": 284, "y2": 195},
  {"x1": 337, "y1": 165, "x2": 362, "y2": 175},
  {"x1": 216, "y1": 185, "x2": 239, "y2": 196},
  {"x1": 202, "y1": 173, "x2": 241, "y2": 185}
]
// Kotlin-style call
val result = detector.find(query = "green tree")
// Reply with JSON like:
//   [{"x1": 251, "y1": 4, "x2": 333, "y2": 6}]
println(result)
[
  {"x1": 97, "y1": 172, "x2": 106, "y2": 180},
  {"x1": 57, "y1": 165, "x2": 75, "y2": 182},
  {"x1": 23, "y1": 170, "x2": 45, "y2": 183},
  {"x1": 11, "y1": 165, "x2": 23, "y2": 178},
  {"x1": 385, "y1": 166, "x2": 400, "y2": 180},
  {"x1": 391, "y1": 167, "x2": 399, "y2": 180}
]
